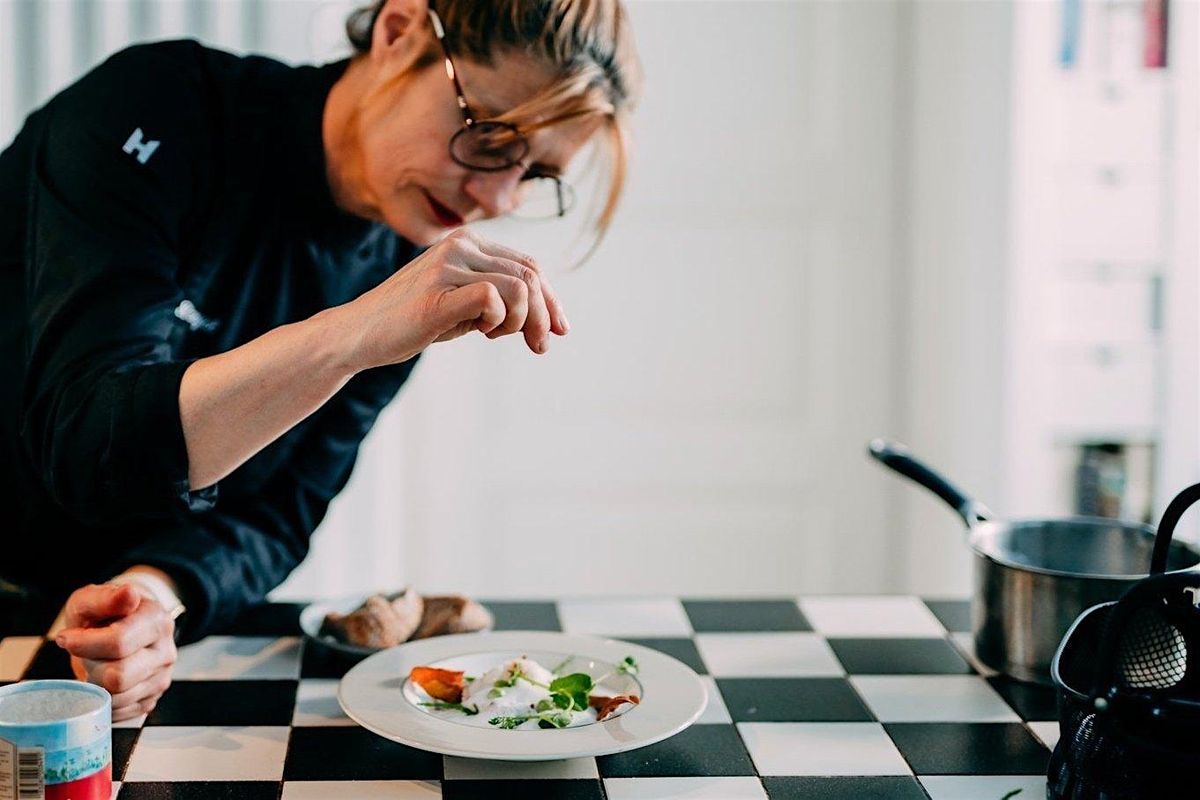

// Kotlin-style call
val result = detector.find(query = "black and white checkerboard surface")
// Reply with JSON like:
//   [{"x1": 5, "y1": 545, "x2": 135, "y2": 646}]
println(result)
[{"x1": 0, "y1": 597, "x2": 1060, "y2": 799}]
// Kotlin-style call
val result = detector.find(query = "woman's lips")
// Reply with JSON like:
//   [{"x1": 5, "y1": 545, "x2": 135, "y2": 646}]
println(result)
[{"x1": 423, "y1": 190, "x2": 464, "y2": 227}]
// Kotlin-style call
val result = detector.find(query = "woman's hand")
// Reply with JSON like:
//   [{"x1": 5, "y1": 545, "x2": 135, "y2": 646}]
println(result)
[
  {"x1": 55, "y1": 583, "x2": 178, "y2": 721},
  {"x1": 336, "y1": 228, "x2": 570, "y2": 371}
]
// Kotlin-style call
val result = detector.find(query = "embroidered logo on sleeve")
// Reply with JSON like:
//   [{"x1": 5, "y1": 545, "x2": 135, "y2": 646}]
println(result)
[
  {"x1": 122, "y1": 127, "x2": 161, "y2": 164},
  {"x1": 174, "y1": 299, "x2": 219, "y2": 333}
]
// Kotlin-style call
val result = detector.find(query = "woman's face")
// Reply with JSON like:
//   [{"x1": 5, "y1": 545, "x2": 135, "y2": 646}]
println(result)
[{"x1": 345, "y1": 1, "x2": 601, "y2": 246}]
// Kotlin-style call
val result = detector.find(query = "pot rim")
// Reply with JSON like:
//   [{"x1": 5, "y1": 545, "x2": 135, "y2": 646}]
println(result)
[{"x1": 965, "y1": 517, "x2": 1200, "y2": 581}]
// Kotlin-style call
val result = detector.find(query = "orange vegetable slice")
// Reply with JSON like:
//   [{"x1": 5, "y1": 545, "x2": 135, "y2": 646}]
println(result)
[{"x1": 410, "y1": 666, "x2": 466, "y2": 703}]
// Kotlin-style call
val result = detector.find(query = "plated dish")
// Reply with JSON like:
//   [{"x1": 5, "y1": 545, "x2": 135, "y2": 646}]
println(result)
[{"x1": 338, "y1": 631, "x2": 707, "y2": 761}]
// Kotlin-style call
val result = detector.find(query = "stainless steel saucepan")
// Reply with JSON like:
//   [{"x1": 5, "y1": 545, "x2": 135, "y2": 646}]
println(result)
[{"x1": 868, "y1": 439, "x2": 1200, "y2": 685}]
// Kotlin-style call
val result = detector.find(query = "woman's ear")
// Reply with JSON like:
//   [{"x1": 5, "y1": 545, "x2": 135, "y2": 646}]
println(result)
[{"x1": 370, "y1": 0, "x2": 432, "y2": 59}]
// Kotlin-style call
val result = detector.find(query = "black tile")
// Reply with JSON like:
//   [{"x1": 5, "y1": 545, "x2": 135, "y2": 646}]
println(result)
[
  {"x1": 299, "y1": 639, "x2": 367, "y2": 679},
  {"x1": 624, "y1": 638, "x2": 707, "y2": 675},
  {"x1": 683, "y1": 600, "x2": 811, "y2": 632},
  {"x1": 986, "y1": 675, "x2": 1060, "y2": 721},
  {"x1": 596, "y1": 724, "x2": 755, "y2": 778},
  {"x1": 443, "y1": 779, "x2": 604, "y2": 799},
  {"x1": 763, "y1": 776, "x2": 929, "y2": 800},
  {"x1": 21, "y1": 640, "x2": 72, "y2": 679},
  {"x1": 114, "y1": 782, "x2": 280, "y2": 800},
  {"x1": 218, "y1": 602, "x2": 304, "y2": 636},
  {"x1": 827, "y1": 638, "x2": 974, "y2": 675},
  {"x1": 716, "y1": 678, "x2": 874, "y2": 723},
  {"x1": 884, "y1": 722, "x2": 1051, "y2": 775},
  {"x1": 112, "y1": 727, "x2": 140, "y2": 781},
  {"x1": 146, "y1": 680, "x2": 297, "y2": 726},
  {"x1": 284, "y1": 727, "x2": 443, "y2": 780},
  {"x1": 923, "y1": 599, "x2": 972, "y2": 633},
  {"x1": 480, "y1": 601, "x2": 562, "y2": 632}
]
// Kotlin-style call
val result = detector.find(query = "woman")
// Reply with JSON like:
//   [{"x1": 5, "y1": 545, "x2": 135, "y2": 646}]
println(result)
[{"x1": 0, "y1": 0, "x2": 640, "y2": 720}]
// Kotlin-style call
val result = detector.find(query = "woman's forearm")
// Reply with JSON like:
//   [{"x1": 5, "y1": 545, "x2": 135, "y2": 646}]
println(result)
[{"x1": 179, "y1": 305, "x2": 363, "y2": 490}]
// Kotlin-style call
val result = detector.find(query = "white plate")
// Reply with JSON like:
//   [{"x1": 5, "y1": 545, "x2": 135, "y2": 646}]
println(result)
[
  {"x1": 338, "y1": 631, "x2": 707, "y2": 761},
  {"x1": 299, "y1": 596, "x2": 383, "y2": 657}
]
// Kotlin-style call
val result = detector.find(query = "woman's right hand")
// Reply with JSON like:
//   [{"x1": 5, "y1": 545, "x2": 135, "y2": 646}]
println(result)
[
  {"x1": 335, "y1": 228, "x2": 570, "y2": 371},
  {"x1": 56, "y1": 583, "x2": 178, "y2": 721}
]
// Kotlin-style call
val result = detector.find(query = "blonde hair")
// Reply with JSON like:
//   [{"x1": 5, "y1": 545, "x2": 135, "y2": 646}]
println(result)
[{"x1": 346, "y1": 0, "x2": 642, "y2": 259}]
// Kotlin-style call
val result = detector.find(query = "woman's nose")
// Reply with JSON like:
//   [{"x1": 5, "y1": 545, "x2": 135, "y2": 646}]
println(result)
[{"x1": 462, "y1": 166, "x2": 524, "y2": 218}]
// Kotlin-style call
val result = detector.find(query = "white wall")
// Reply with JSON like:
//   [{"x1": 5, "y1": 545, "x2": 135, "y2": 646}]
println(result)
[{"x1": 894, "y1": 0, "x2": 1013, "y2": 596}]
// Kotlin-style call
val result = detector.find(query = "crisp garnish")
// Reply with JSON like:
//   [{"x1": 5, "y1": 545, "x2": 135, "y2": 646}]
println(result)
[{"x1": 413, "y1": 654, "x2": 641, "y2": 727}]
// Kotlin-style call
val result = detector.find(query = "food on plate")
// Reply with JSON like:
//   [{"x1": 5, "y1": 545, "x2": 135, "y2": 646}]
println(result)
[
  {"x1": 320, "y1": 589, "x2": 423, "y2": 649},
  {"x1": 409, "y1": 655, "x2": 640, "y2": 729},
  {"x1": 320, "y1": 589, "x2": 493, "y2": 649},
  {"x1": 413, "y1": 595, "x2": 494, "y2": 639}
]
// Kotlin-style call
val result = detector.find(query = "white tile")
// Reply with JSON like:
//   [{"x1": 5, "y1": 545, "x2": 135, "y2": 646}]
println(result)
[
  {"x1": 920, "y1": 775, "x2": 1048, "y2": 799},
  {"x1": 123, "y1": 726, "x2": 289, "y2": 782},
  {"x1": 112, "y1": 713, "x2": 147, "y2": 729},
  {"x1": 556, "y1": 598, "x2": 692, "y2": 637},
  {"x1": 112, "y1": 782, "x2": 121, "y2": 799},
  {"x1": 737, "y1": 722, "x2": 911, "y2": 776},
  {"x1": 0, "y1": 636, "x2": 42, "y2": 681},
  {"x1": 694, "y1": 633, "x2": 842, "y2": 677},
  {"x1": 281, "y1": 781, "x2": 442, "y2": 799},
  {"x1": 293, "y1": 679, "x2": 356, "y2": 727},
  {"x1": 798, "y1": 596, "x2": 945, "y2": 637},
  {"x1": 173, "y1": 636, "x2": 301, "y2": 680},
  {"x1": 696, "y1": 676, "x2": 731, "y2": 724},
  {"x1": 605, "y1": 777, "x2": 768, "y2": 799},
  {"x1": 443, "y1": 756, "x2": 598, "y2": 780},
  {"x1": 948, "y1": 633, "x2": 1001, "y2": 678},
  {"x1": 850, "y1": 676, "x2": 1021, "y2": 722},
  {"x1": 1028, "y1": 721, "x2": 1060, "y2": 751}
]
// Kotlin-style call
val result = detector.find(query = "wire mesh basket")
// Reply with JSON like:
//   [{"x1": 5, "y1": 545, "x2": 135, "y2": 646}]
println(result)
[{"x1": 1047, "y1": 484, "x2": 1200, "y2": 800}]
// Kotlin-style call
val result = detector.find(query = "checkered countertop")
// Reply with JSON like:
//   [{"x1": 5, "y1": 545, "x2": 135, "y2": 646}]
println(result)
[{"x1": 0, "y1": 596, "x2": 1061, "y2": 799}]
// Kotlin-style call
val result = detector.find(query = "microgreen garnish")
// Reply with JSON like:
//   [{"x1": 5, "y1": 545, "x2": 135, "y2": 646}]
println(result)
[{"x1": 418, "y1": 700, "x2": 479, "y2": 715}]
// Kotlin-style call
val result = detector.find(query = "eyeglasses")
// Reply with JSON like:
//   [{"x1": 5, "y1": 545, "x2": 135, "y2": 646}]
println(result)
[{"x1": 427, "y1": 8, "x2": 575, "y2": 219}]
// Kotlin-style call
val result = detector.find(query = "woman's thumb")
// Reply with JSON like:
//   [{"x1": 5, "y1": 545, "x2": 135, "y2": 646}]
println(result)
[{"x1": 438, "y1": 283, "x2": 504, "y2": 335}]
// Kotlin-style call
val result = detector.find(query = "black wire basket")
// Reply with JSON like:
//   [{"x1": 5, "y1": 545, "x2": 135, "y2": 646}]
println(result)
[{"x1": 1047, "y1": 484, "x2": 1200, "y2": 800}]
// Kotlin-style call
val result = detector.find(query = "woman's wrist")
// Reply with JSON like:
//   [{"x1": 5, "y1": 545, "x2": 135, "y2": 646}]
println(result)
[
  {"x1": 307, "y1": 303, "x2": 372, "y2": 376},
  {"x1": 108, "y1": 566, "x2": 185, "y2": 621}
]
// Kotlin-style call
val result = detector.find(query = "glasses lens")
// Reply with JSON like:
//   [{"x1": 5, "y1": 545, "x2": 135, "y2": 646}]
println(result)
[
  {"x1": 450, "y1": 121, "x2": 529, "y2": 171},
  {"x1": 513, "y1": 176, "x2": 576, "y2": 220}
]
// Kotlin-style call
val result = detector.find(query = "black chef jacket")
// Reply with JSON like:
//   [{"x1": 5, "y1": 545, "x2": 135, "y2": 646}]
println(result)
[{"x1": 0, "y1": 40, "x2": 422, "y2": 640}]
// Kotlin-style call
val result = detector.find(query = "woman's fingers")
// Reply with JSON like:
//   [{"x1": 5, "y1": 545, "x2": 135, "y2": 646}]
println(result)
[
  {"x1": 109, "y1": 664, "x2": 173, "y2": 719},
  {"x1": 62, "y1": 584, "x2": 141, "y2": 630},
  {"x1": 472, "y1": 240, "x2": 569, "y2": 337},
  {"x1": 81, "y1": 636, "x2": 175, "y2": 696},
  {"x1": 57, "y1": 599, "x2": 172, "y2": 660},
  {"x1": 437, "y1": 282, "x2": 507, "y2": 336},
  {"x1": 445, "y1": 266, "x2": 532, "y2": 342}
]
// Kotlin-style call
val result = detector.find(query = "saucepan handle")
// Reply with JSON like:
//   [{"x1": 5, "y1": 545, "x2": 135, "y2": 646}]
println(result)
[{"x1": 867, "y1": 439, "x2": 993, "y2": 529}]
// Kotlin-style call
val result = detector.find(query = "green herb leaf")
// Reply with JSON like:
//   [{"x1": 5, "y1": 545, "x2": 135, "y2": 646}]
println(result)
[
  {"x1": 549, "y1": 674, "x2": 592, "y2": 711},
  {"x1": 619, "y1": 656, "x2": 639, "y2": 676},
  {"x1": 489, "y1": 715, "x2": 531, "y2": 729},
  {"x1": 488, "y1": 687, "x2": 506, "y2": 699},
  {"x1": 550, "y1": 673, "x2": 593, "y2": 696},
  {"x1": 419, "y1": 701, "x2": 479, "y2": 716}
]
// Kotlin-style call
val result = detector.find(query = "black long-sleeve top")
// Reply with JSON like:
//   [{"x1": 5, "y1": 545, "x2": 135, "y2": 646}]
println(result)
[{"x1": 0, "y1": 40, "x2": 422, "y2": 640}]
